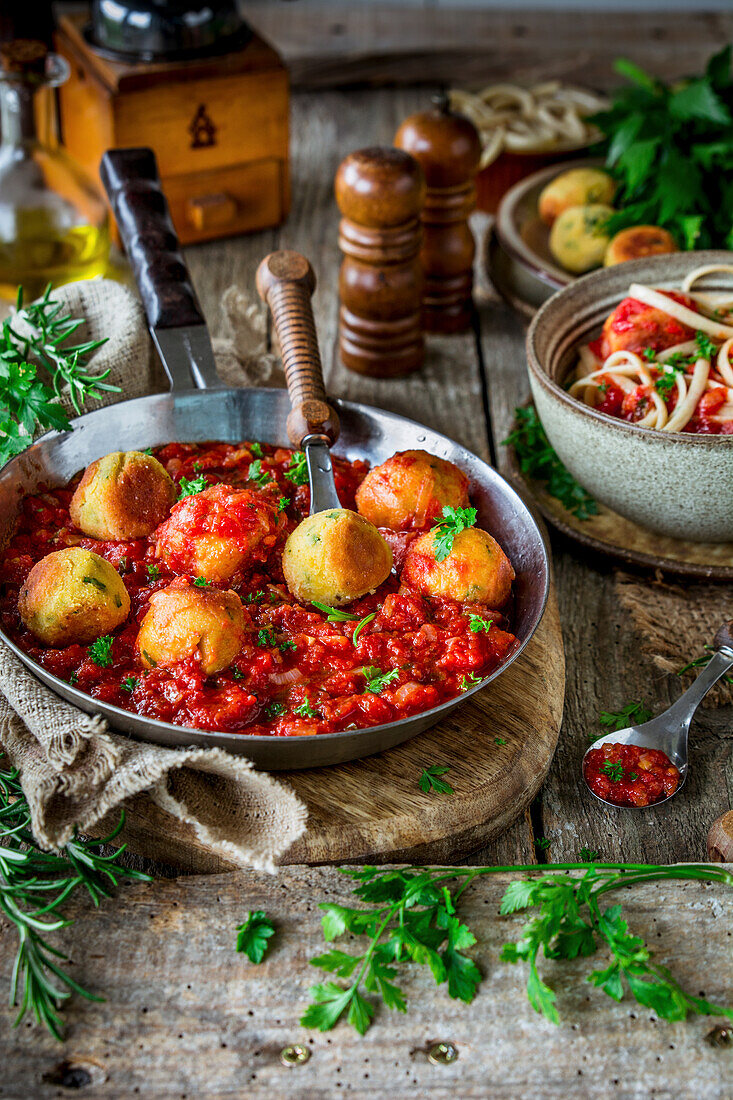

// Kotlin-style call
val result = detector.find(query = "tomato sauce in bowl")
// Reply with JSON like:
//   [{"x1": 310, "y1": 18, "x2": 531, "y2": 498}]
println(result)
[
  {"x1": 0, "y1": 441, "x2": 518, "y2": 738},
  {"x1": 584, "y1": 741, "x2": 681, "y2": 807}
]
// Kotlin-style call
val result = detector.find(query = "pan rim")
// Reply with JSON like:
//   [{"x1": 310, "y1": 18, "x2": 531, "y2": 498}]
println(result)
[{"x1": 0, "y1": 388, "x2": 550, "y2": 757}]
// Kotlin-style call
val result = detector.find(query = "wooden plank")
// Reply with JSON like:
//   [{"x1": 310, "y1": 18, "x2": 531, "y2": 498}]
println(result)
[{"x1": 2, "y1": 865, "x2": 731, "y2": 1098}]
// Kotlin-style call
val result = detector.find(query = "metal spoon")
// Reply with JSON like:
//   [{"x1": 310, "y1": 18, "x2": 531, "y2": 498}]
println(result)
[{"x1": 582, "y1": 620, "x2": 733, "y2": 808}]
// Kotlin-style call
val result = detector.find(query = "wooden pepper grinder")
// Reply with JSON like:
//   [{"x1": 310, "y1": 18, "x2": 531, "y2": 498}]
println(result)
[
  {"x1": 395, "y1": 94, "x2": 481, "y2": 333},
  {"x1": 335, "y1": 146, "x2": 425, "y2": 377}
]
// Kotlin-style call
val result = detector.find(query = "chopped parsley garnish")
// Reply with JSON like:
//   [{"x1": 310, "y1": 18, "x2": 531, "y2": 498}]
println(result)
[
  {"x1": 277, "y1": 496, "x2": 290, "y2": 513},
  {"x1": 284, "y1": 451, "x2": 309, "y2": 486},
  {"x1": 418, "y1": 765, "x2": 453, "y2": 795},
  {"x1": 236, "y1": 910, "x2": 275, "y2": 964},
  {"x1": 654, "y1": 370, "x2": 680, "y2": 398},
  {"x1": 256, "y1": 628, "x2": 277, "y2": 648},
  {"x1": 460, "y1": 672, "x2": 481, "y2": 691},
  {"x1": 578, "y1": 847, "x2": 600, "y2": 862},
  {"x1": 193, "y1": 576, "x2": 210, "y2": 587},
  {"x1": 146, "y1": 564, "x2": 161, "y2": 582},
  {"x1": 245, "y1": 590, "x2": 265, "y2": 604},
  {"x1": 431, "y1": 505, "x2": 477, "y2": 563},
  {"x1": 248, "y1": 459, "x2": 271, "y2": 488},
  {"x1": 265, "y1": 701, "x2": 286, "y2": 719},
  {"x1": 468, "y1": 613, "x2": 493, "y2": 634},
  {"x1": 82, "y1": 575, "x2": 106, "y2": 592},
  {"x1": 597, "y1": 382, "x2": 609, "y2": 395},
  {"x1": 695, "y1": 330, "x2": 718, "y2": 360},
  {"x1": 642, "y1": 347, "x2": 657, "y2": 361},
  {"x1": 279, "y1": 638, "x2": 297, "y2": 653},
  {"x1": 177, "y1": 474, "x2": 208, "y2": 500},
  {"x1": 250, "y1": 442, "x2": 263, "y2": 458},
  {"x1": 67, "y1": 672, "x2": 78, "y2": 685},
  {"x1": 495, "y1": 737, "x2": 507, "y2": 746},
  {"x1": 600, "y1": 761, "x2": 625, "y2": 782},
  {"x1": 142, "y1": 447, "x2": 154, "y2": 456},
  {"x1": 192, "y1": 460, "x2": 202, "y2": 472},
  {"x1": 294, "y1": 698, "x2": 320, "y2": 719},
  {"x1": 504, "y1": 406, "x2": 597, "y2": 520},
  {"x1": 361, "y1": 666, "x2": 399, "y2": 694},
  {"x1": 232, "y1": 668, "x2": 245, "y2": 680},
  {"x1": 88, "y1": 635, "x2": 114, "y2": 668},
  {"x1": 121, "y1": 677, "x2": 138, "y2": 694}
]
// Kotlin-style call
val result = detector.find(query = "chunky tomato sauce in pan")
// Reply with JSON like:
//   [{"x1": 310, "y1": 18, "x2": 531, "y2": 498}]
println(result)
[{"x1": 0, "y1": 442, "x2": 518, "y2": 737}]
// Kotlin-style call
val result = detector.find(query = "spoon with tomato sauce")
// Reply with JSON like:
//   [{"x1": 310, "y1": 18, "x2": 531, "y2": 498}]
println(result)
[{"x1": 583, "y1": 621, "x2": 733, "y2": 809}]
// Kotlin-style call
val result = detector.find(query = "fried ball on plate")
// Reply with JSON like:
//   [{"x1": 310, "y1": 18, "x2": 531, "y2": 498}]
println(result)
[
  {"x1": 154, "y1": 484, "x2": 284, "y2": 583},
  {"x1": 549, "y1": 203, "x2": 614, "y2": 274},
  {"x1": 402, "y1": 527, "x2": 514, "y2": 606},
  {"x1": 18, "y1": 547, "x2": 130, "y2": 646},
  {"x1": 538, "y1": 167, "x2": 616, "y2": 227},
  {"x1": 282, "y1": 508, "x2": 393, "y2": 607},
  {"x1": 604, "y1": 226, "x2": 677, "y2": 267},
  {"x1": 70, "y1": 450, "x2": 176, "y2": 540},
  {"x1": 136, "y1": 580, "x2": 246, "y2": 675},
  {"x1": 355, "y1": 450, "x2": 469, "y2": 530}
]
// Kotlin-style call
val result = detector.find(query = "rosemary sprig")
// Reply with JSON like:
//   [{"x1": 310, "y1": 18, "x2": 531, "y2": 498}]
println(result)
[
  {"x1": 0, "y1": 760, "x2": 150, "y2": 1040},
  {"x1": 0, "y1": 285, "x2": 118, "y2": 466},
  {"x1": 303, "y1": 863, "x2": 733, "y2": 1035}
]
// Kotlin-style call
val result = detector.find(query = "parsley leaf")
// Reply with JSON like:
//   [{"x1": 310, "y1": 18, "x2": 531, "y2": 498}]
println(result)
[
  {"x1": 250, "y1": 442, "x2": 263, "y2": 458},
  {"x1": 418, "y1": 765, "x2": 454, "y2": 795},
  {"x1": 695, "y1": 330, "x2": 718, "y2": 360},
  {"x1": 596, "y1": 701, "x2": 652, "y2": 740},
  {"x1": 601, "y1": 761, "x2": 625, "y2": 782},
  {"x1": 468, "y1": 613, "x2": 493, "y2": 634},
  {"x1": 146, "y1": 564, "x2": 161, "y2": 582},
  {"x1": 284, "y1": 451, "x2": 309, "y2": 486},
  {"x1": 236, "y1": 910, "x2": 275, "y2": 964},
  {"x1": 460, "y1": 672, "x2": 481, "y2": 691},
  {"x1": 193, "y1": 576, "x2": 210, "y2": 587},
  {"x1": 277, "y1": 496, "x2": 290, "y2": 513},
  {"x1": 248, "y1": 459, "x2": 271, "y2": 488},
  {"x1": 177, "y1": 474, "x2": 208, "y2": 500},
  {"x1": 265, "y1": 701, "x2": 286, "y2": 719},
  {"x1": 88, "y1": 635, "x2": 114, "y2": 667},
  {"x1": 121, "y1": 677, "x2": 138, "y2": 694},
  {"x1": 431, "y1": 506, "x2": 477, "y2": 563},
  {"x1": 361, "y1": 666, "x2": 399, "y2": 694},
  {"x1": 504, "y1": 406, "x2": 597, "y2": 520},
  {"x1": 294, "y1": 698, "x2": 320, "y2": 719}
]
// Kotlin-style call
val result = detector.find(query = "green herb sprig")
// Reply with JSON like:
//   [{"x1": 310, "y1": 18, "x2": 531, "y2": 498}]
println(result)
[
  {"x1": 592, "y1": 47, "x2": 733, "y2": 250},
  {"x1": 595, "y1": 701, "x2": 652, "y2": 742},
  {"x1": 361, "y1": 666, "x2": 399, "y2": 694},
  {"x1": 0, "y1": 761, "x2": 150, "y2": 1040},
  {"x1": 236, "y1": 911, "x2": 275, "y2": 964},
  {"x1": 418, "y1": 765, "x2": 454, "y2": 795},
  {"x1": 177, "y1": 474, "x2": 208, "y2": 500},
  {"x1": 88, "y1": 634, "x2": 114, "y2": 668},
  {"x1": 303, "y1": 863, "x2": 733, "y2": 1036},
  {"x1": 431, "y1": 506, "x2": 477, "y2": 563},
  {"x1": 0, "y1": 286, "x2": 118, "y2": 467},
  {"x1": 678, "y1": 644, "x2": 733, "y2": 685},
  {"x1": 504, "y1": 407, "x2": 597, "y2": 520},
  {"x1": 284, "y1": 451, "x2": 309, "y2": 486},
  {"x1": 311, "y1": 601, "x2": 378, "y2": 644}
]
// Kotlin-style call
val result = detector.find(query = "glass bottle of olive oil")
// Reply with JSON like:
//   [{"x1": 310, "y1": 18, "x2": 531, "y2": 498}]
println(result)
[{"x1": 0, "y1": 40, "x2": 109, "y2": 301}]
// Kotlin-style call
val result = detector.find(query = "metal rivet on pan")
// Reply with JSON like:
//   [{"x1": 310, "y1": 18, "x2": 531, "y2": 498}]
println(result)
[
  {"x1": 427, "y1": 1041, "x2": 458, "y2": 1065},
  {"x1": 706, "y1": 1025, "x2": 732, "y2": 1048},
  {"x1": 279, "y1": 1044, "x2": 311, "y2": 1066}
]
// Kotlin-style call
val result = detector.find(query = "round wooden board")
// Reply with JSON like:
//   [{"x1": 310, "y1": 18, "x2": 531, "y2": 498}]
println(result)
[{"x1": 110, "y1": 588, "x2": 564, "y2": 871}]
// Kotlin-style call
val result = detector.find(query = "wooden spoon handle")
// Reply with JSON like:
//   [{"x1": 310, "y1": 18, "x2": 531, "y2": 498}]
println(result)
[
  {"x1": 256, "y1": 251, "x2": 340, "y2": 448},
  {"x1": 714, "y1": 621, "x2": 733, "y2": 651}
]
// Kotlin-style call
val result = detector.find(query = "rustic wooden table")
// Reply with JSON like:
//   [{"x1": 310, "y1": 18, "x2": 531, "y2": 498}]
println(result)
[{"x1": 2, "y1": 8, "x2": 733, "y2": 1097}]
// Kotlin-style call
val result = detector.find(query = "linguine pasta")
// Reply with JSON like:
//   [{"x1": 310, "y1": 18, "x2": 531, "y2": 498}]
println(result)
[
  {"x1": 571, "y1": 265, "x2": 733, "y2": 434},
  {"x1": 449, "y1": 82, "x2": 606, "y2": 169}
]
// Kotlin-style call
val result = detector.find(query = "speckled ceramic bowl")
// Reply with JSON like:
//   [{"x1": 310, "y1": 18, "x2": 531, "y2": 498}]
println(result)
[{"x1": 526, "y1": 250, "x2": 733, "y2": 542}]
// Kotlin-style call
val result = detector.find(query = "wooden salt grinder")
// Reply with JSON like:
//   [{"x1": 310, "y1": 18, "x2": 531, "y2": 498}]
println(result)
[
  {"x1": 335, "y1": 147, "x2": 425, "y2": 377},
  {"x1": 395, "y1": 95, "x2": 481, "y2": 334}
]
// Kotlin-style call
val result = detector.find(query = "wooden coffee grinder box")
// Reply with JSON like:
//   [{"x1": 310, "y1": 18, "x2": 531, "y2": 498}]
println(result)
[{"x1": 54, "y1": 14, "x2": 289, "y2": 245}]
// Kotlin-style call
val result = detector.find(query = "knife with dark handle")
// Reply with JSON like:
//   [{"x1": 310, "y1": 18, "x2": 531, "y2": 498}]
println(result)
[{"x1": 100, "y1": 146, "x2": 223, "y2": 392}]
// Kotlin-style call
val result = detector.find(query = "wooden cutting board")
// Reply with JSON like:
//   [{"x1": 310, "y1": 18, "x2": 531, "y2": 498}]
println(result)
[{"x1": 111, "y1": 587, "x2": 564, "y2": 872}]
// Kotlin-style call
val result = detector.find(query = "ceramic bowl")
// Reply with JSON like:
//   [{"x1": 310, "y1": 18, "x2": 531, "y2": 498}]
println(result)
[{"x1": 526, "y1": 250, "x2": 733, "y2": 542}]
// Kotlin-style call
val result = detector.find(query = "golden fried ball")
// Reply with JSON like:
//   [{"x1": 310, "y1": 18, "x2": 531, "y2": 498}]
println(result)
[
  {"x1": 355, "y1": 450, "x2": 469, "y2": 531},
  {"x1": 604, "y1": 225, "x2": 677, "y2": 267},
  {"x1": 549, "y1": 204, "x2": 614, "y2": 274},
  {"x1": 282, "y1": 508, "x2": 393, "y2": 607},
  {"x1": 136, "y1": 581, "x2": 246, "y2": 675},
  {"x1": 401, "y1": 527, "x2": 514, "y2": 605},
  {"x1": 69, "y1": 451, "x2": 176, "y2": 540},
  {"x1": 154, "y1": 484, "x2": 284, "y2": 583},
  {"x1": 538, "y1": 167, "x2": 616, "y2": 227},
  {"x1": 18, "y1": 547, "x2": 130, "y2": 646}
]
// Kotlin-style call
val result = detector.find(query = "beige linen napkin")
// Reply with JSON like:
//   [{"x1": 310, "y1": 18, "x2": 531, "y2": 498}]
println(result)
[{"x1": 0, "y1": 278, "x2": 305, "y2": 870}]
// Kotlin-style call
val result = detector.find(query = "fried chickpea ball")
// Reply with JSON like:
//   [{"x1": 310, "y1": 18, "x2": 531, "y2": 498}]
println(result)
[
  {"x1": 18, "y1": 547, "x2": 130, "y2": 646},
  {"x1": 402, "y1": 527, "x2": 514, "y2": 606},
  {"x1": 355, "y1": 450, "x2": 469, "y2": 531},
  {"x1": 282, "y1": 509, "x2": 393, "y2": 607},
  {"x1": 136, "y1": 581, "x2": 246, "y2": 675},
  {"x1": 538, "y1": 168, "x2": 616, "y2": 227},
  {"x1": 154, "y1": 484, "x2": 284, "y2": 583},
  {"x1": 69, "y1": 451, "x2": 176, "y2": 540},
  {"x1": 598, "y1": 291, "x2": 697, "y2": 358},
  {"x1": 549, "y1": 204, "x2": 614, "y2": 274},
  {"x1": 604, "y1": 226, "x2": 677, "y2": 267}
]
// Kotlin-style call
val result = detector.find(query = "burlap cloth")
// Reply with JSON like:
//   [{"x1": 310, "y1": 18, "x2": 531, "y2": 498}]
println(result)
[
  {"x1": 615, "y1": 572, "x2": 733, "y2": 708},
  {"x1": 0, "y1": 279, "x2": 304, "y2": 870}
]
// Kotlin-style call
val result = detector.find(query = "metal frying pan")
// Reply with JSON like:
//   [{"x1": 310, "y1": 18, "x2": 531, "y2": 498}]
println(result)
[{"x1": 0, "y1": 148, "x2": 550, "y2": 770}]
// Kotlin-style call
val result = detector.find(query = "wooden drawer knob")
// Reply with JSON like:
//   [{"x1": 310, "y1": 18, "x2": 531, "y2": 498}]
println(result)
[{"x1": 186, "y1": 192, "x2": 238, "y2": 231}]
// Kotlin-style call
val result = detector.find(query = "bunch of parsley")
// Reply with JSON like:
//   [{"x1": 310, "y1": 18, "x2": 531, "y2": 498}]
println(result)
[
  {"x1": 504, "y1": 406, "x2": 597, "y2": 520},
  {"x1": 592, "y1": 47, "x2": 733, "y2": 249}
]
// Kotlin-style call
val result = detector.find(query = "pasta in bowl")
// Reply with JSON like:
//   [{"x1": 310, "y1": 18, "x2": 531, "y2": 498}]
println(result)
[{"x1": 526, "y1": 252, "x2": 733, "y2": 542}]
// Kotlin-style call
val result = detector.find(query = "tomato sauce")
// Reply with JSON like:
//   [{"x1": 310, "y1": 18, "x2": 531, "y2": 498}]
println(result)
[
  {"x1": 0, "y1": 441, "x2": 518, "y2": 737},
  {"x1": 584, "y1": 741, "x2": 681, "y2": 807}
]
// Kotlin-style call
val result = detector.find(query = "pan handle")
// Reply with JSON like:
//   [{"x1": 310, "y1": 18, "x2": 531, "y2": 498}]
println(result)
[
  {"x1": 256, "y1": 251, "x2": 340, "y2": 448},
  {"x1": 100, "y1": 147, "x2": 205, "y2": 332}
]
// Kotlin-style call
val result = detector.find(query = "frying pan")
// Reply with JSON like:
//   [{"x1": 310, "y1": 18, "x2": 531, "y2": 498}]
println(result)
[{"x1": 0, "y1": 148, "x2": 550, "y2": 770}]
